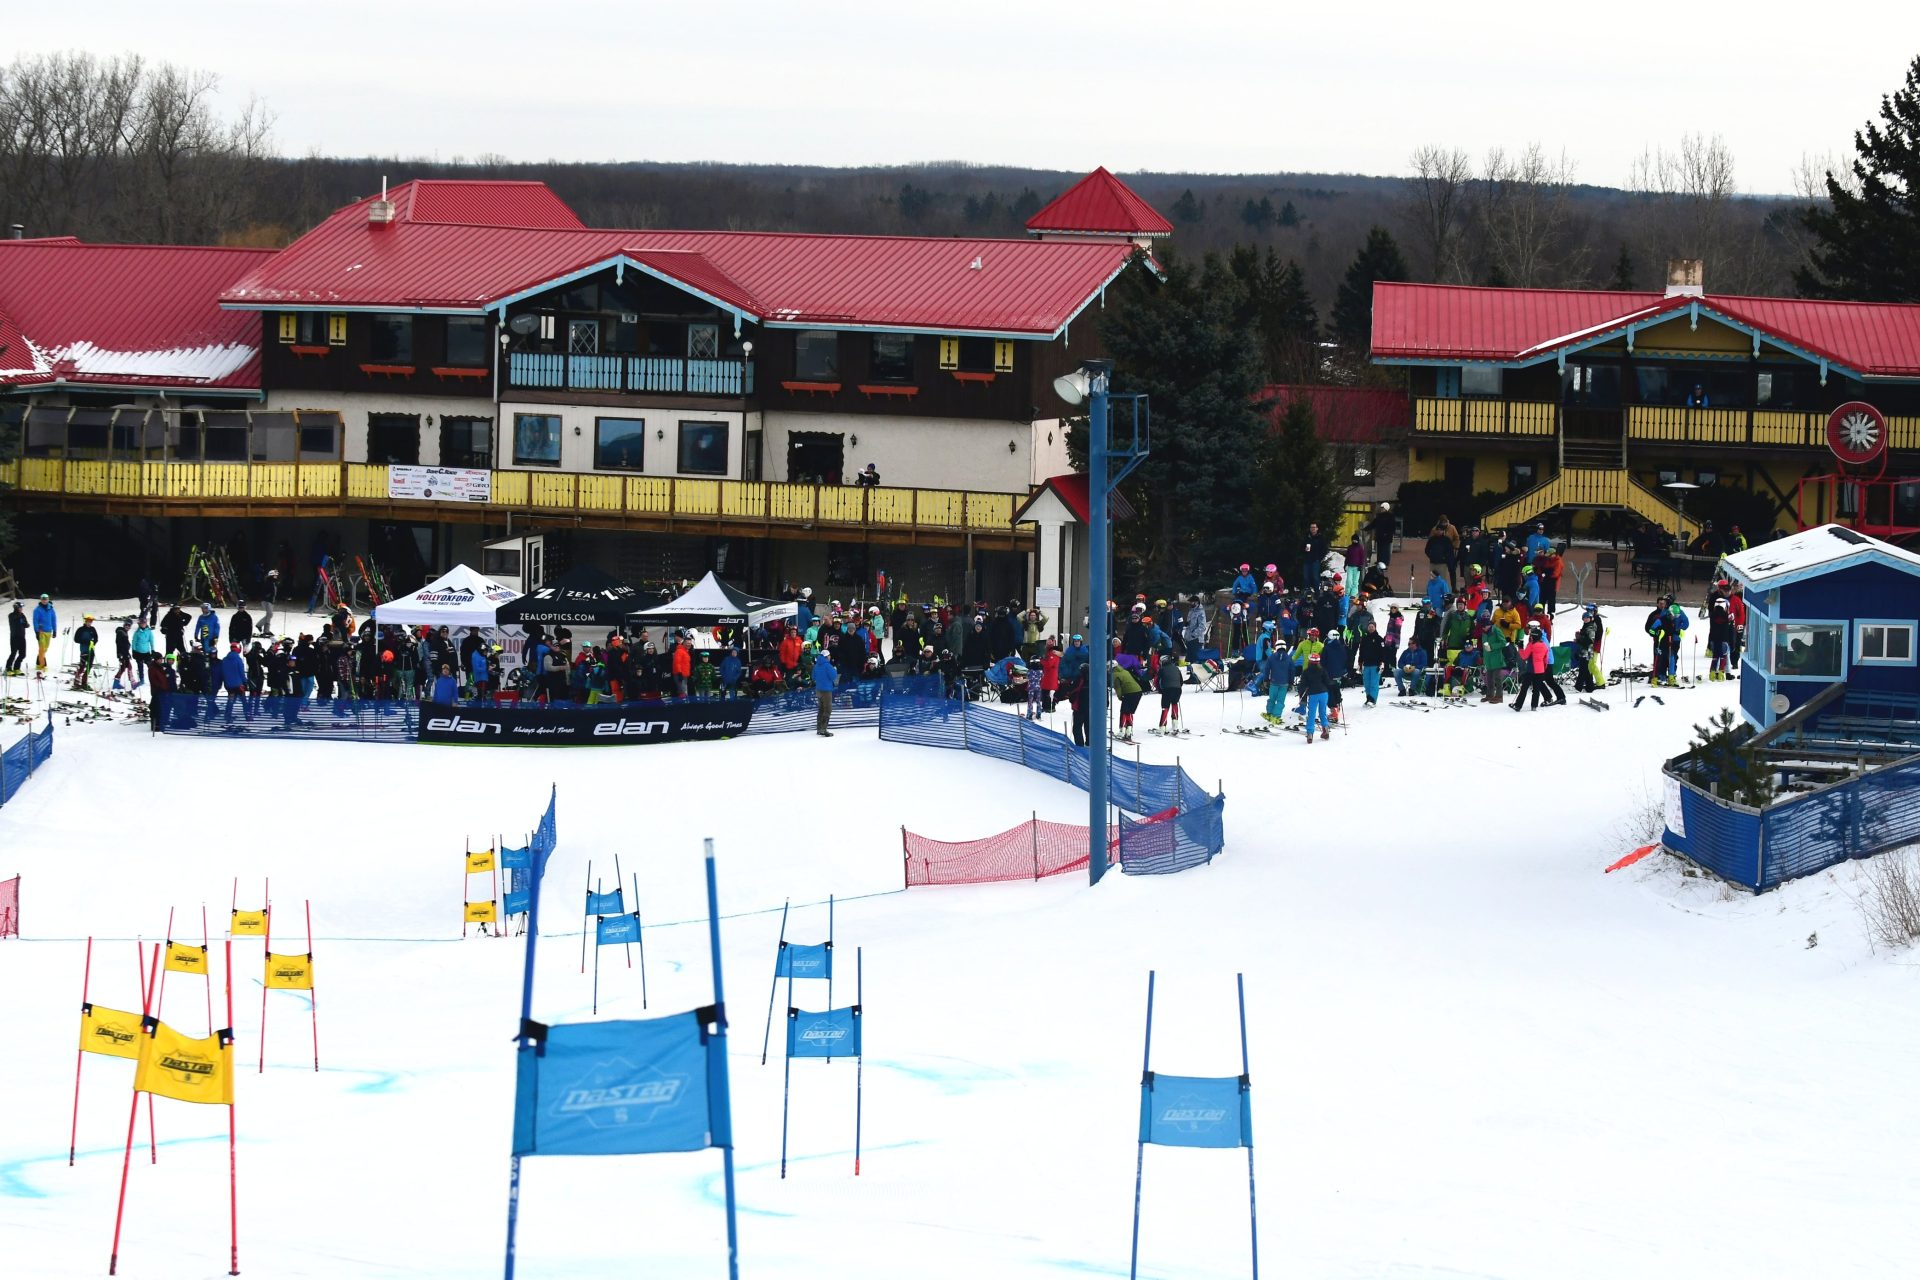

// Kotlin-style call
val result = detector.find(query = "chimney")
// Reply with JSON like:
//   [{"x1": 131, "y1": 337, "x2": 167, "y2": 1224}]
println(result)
[
  {"x1": 368, "y1": 175, "x2": 395, "y2": 226},
  {"x1": 1665, "y1": 258, "x2": 1704, "y2": 298},
  {"x1": 5, "y1": 224, "x2": 23, "y2": 239}
]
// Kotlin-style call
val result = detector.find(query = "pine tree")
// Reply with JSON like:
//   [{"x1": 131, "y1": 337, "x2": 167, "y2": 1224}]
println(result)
[
  {"x1": 1228, "y1": 247, "x2": 1319, "y2": 383},
  {"x1": 1248, "y1": 398, "x2": 1344, "y2": 572},
  {"x1": 1277, "y1": 200, "x2": 1301, "y2": 228},
  {"x1": 1796, "y1": 54, "x2": 1920, "y2": 301},
  {"x1": 1170, "y1": 189, "x2": 1205, "y2": 225},
  {"x1": 1609, "y1": 243, "x2": 1636, "y2": 291},
  {"x1": 1009, "y1": 188, "x2": 1043, "y2": 223},
  {"x1": 1241, "y1": 196, "x2": 1276, "y2": 230},
  {"x1": 1090, "y1": 252, "x2": 1271, "y2": 589},
  {"x1": 897, "y1": 183, "x2": 933, "y2": 223},
  {"x1": 1687, "y1": 708, "x2": 1776, "y2": 807},
  {"x1": 1330, "y1": 226, "x2": 1410, "y2": 352}
]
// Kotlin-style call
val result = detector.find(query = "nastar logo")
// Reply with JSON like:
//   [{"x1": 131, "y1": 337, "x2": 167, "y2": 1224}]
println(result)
[
  {"x1": 158, "y1": 1048, "x2": 217, "y2": 1085},
  {"x1": 92, "y1": 1023, "x2": 136, "y2": 1047},
  {"x1": 1160, "y1": 1092, "x2": 1230, "y2": 1134},
  {"x1": 555, "y1": 1058, "x2": 687, "y2": 1129},
  {"x1": 797, "y1": 1019, "x2": 848, "y2": 1046},
  {"x1": 590, "y1": 719, "x2": 673, "y2": 736},
  {"x1": 272, "y1": 964, "x2": 307, "y2": 981},
  {"x1": 426, "y1": 716, "x2": 502, "y2": 735}
]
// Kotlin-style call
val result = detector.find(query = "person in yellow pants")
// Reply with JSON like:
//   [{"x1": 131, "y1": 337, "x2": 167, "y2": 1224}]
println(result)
[{"x1": 31, "y1": 593, "x2": 57, "y2": 680}]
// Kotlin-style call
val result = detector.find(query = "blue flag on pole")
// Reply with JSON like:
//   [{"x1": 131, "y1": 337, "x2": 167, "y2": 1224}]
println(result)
[
  {"x1": 786, "y1": 1005, "x2": 861, "y2": 1059},
  {"x1": 775, "y1": 941, "x2": 832, "y2": 979},
  {"x1": 531, "y1": 796, "x2": 557, "y2": 874},
  {"x1": 596, "y1": 913, "x2": 640, "y2": 946},
  {"x1": 512, "y1": 1011, "x2": 730, "y2": 1158},
  {"x1": 1139, "y1": 1073, "x2": 1251, "y2": 1150},
  {"x1": 586, "y1": 888, "x2": 624, "y2": 915},
  {"x1": 500, "y1": 844, "x2": 531, "y2": 870}
]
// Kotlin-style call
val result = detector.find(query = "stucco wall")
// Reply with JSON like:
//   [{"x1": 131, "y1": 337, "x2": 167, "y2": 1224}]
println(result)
[
  {"x1": 261, "y1": 390, "x2": 493, "y2": 464},
  {"x1": 760, "y1": 410, "x2": 1033, "y2": 492}
]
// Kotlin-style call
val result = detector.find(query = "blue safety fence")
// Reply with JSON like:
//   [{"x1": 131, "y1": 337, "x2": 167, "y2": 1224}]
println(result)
[
  {"x1": 0, "y1": 713, "x2": 55, "y2": 807},
  {"x1": 740, "y1": 675, "x2": 940, "y2": 736},
  {"x1": 1664, "y1": 751, "x2": 1920, "y2": 890},
  {"x1": 880, "y1": 696, "x2": 1226, "y2": 874},
  {"x1": 156, "y1": 694, "x2": 421, "y2": 742}
]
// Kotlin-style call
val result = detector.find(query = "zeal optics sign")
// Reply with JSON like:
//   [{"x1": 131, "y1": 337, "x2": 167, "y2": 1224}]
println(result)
[{"x1": 417, "y1": 701, "x2": 755, "y2": 746}]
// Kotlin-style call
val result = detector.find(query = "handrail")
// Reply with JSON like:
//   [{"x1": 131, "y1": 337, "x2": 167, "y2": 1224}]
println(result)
[{"x1": 1746, "y1": 680, "x2": 1847, "y2": 751}]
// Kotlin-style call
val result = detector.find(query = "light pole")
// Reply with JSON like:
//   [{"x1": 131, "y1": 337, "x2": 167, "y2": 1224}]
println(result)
[{"x1": 1054, "y1": 359, "x2": 1147, "y2": 884}]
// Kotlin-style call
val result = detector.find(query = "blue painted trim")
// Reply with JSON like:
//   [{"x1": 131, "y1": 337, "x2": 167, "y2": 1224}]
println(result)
[
  {"x1": 1852, "y1": 618, "x2": 1918, "y2": 667},
  {"x1": 484, "y1": 254, "x2": 759, "y2": 326},
  {"x1": 1768, "y1": 616, "x2": 1850, "y2": 683},
  {"x1": 1434, "y1": 368, "x2": 1460, "y2": 398},
  {"x1": 1725, "y1": 549, "x2": 1920, "y2": 593}
]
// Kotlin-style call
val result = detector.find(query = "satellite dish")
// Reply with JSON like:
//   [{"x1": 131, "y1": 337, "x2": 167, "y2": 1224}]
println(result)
[
  {"x1": 508, "y1": 314, "x2": 539, "y2": 336},
  {"x1": 1770, "y1": 693, "x2": 1790, "y2": 715}
]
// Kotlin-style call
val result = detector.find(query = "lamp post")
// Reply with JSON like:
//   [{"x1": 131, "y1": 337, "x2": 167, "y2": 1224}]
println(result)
[{"x1": 1054, "y1": 359, "x2": 1146, "y2": 884}]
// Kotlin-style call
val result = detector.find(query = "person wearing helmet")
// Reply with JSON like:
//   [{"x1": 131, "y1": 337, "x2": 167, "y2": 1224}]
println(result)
[
  {"x1": 1108, "y1": 657, "x2": 1146, "y2": 741},
  {"x1": 1231, "y1": 563, "x2": 1258, "y2": 604},
  {"x1": 193, "y1": 601, "x2": 221, "y2": 654},
  {"x1": 1261, "y1": 640, "x2": 1295, "y2": 724},
  {"x1": 1479, "y1": 613, "x2": 1513, "y2": 705},
  {"x1": 219, "y1": 639, "x2": 248, "y2": 699},
  {"x1": 1645, "y1": 594, "x2": 1688, "y2": 687},
  {"x1": 1510, "y1": 619, "x2": 1553, "y2": 711},
  {"x1": 29, "y1": 593, "x2": 57, "y2": 679},
  {"x1": 1151, "y1": 644, "x2": 1187, "y2": 734},
  {"x1": 70, "y1": 613, "x2": 100, "y2": 689},
  {"x1": 1297, "y1": 650, "x2": 1332, "y2": 742},
  {"x1": 1573, "y1": 604, "x2": 1605, "y2": 693}
]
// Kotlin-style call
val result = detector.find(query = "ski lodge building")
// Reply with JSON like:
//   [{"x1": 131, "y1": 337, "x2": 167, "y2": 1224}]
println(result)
[
  {"x1": 0, "y1": 168, "x2": 1170, "y2": 607},
  {"x1": 1368, "y1": 265, "x2": 1920, "y2": 540}
]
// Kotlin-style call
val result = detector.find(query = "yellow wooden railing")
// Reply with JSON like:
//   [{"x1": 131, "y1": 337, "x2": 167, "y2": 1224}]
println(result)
[
  {"x1": 1626, "y1": 405, "x2": 1747, "y2": 444},
  {"x1": 0, "y1": 459, "x2": 1028, "y2": 533},
  {"x1": 1412, "y1": 397, "x2": 1555, "y2": 435}
]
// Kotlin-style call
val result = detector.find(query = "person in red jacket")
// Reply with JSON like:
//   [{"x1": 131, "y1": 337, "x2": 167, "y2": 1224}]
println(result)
[
  {"x1": 1038, "y1": 643, "x2": 1061, "y2": 713},
  {"x1": 670, "y1": 637, "x2": 693, "y2": 697}
]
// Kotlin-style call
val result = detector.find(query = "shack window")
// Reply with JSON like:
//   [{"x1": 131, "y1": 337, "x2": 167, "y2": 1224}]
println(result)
[{"x1": 1772, "y1": 622, "x2": 1844, "y2": 680}]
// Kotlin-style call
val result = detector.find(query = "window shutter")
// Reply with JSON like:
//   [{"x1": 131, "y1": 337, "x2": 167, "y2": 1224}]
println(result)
[
  {"x1": 993, "y1": 340, "x2": 1014, "y2": 372},
  {"x1": 938, "y1": 338, "x2": 959, "y2": 370},
  {"x1": 327, "y1": 314, "x2": 348, "y2": 346},
  {"x1": 277, "y1": 314, "x2": 297, "y2": 343}
]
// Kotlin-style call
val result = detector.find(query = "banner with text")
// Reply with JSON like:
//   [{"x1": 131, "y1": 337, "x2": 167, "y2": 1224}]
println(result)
[
  {"x1": 388, "y1": 465, "x2": 491, "y2": 503},
  {"x1": 417, "y1": 701, "x2": 755, "y2": 747}
]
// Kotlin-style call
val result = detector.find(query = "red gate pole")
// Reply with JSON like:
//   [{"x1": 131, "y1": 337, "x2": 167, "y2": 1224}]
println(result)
[
  {"x1": 135, "y1": 939, "x2": 156, "y2": 1165},
  {"x1": 306, "y1": 900, "x2": 319, "y2": 1072},
  {"x1": 68, "y1": 935, "x2": 93, "y2": 1165},
  {"x1": 225, "y1": 938, "x2": 239, "y2": 1276},
  {"x1": 107, "y1": 943, "x2": 159, "y2": 1275}
]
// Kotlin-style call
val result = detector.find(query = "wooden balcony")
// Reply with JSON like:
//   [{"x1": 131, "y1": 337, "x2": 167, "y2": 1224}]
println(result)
[
  {"x1": 1412, "y1": 397, "x2": 1556, "y2": 435},
  {"x1": 0, "y1": 459, "x2": 1030, "y2": 551},
  {"x1": 1418, "y1": 398, "x2": 1920, "y2": 450},
  {"x1": 505, "y1": 352, "x2": 754, "y2": 396}
]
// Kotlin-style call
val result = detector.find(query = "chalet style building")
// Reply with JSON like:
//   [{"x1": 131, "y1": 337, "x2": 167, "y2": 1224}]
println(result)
[
  {"x1": 0, "y1": 168, "x2": 1168, "y2": 609},
  {"x1": 1370, "y1": 263, "x2": 1920, "y2": 541}
]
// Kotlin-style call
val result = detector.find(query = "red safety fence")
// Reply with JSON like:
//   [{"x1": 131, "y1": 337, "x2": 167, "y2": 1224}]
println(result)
[
  {"x1": 0, "y1": 874, "x2": 18, "y2": 938},
  {"x1": 902, "y1": 808, "x2": 1176, "y2": 887}
]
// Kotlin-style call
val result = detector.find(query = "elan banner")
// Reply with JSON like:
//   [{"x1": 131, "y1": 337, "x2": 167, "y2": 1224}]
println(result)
[
  {"x1": 417, "y1": 701, "x2": 756, "y2": 746},
  {"x1": 388, "y1": 465, "x2": 492, "y2": 503}
]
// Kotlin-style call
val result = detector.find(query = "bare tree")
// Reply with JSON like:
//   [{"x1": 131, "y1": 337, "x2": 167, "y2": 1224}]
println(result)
[
  {"x1": 1402, "y1": 145, "x2": 1473, "y2": 283},
  {"x1": 1476, "y1": 143, "x2": 1587, "y2": 287}
]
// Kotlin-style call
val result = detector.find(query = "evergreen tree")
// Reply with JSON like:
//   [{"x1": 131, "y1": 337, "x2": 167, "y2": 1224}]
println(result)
[
  {"x1": 1796, "y1": 54, "x2": 1920, "y2": 301},
  {"x1": 1009, "y1": 188, "x2": 1043, "y2": 223},
  {"x1": 963, "y1": 191, "x2": 1001, "y2": 226},
  {"x1": 1241, "y1": 196, "x2": 1276, "y2": 230},
  {"x1": 1248, "y1": 398, "x2": 1344, "y2": 572},
  {"x1": 897, "y1": 183, "x2": 933, "y2": 223},
  {"x1": 1609, "y1": 243, "x2": 1636, "y2": 291},
  {"x1": 1330, "y1": 226, "x2": 1410, "y2": 352},
  {"x1": 1228, "y1": 247, "x2": 1319, "y2": 383},
  {"x1": 1277, "y1": 200, "x2": 1301, "y2": 228},
  {"x1": 1090, "y1": 252, "x2": 1271, "y2": 589},
  {"x1": 1686, "y1": 708, "x2": 1776, "y2": 807},
  {"x1": 1170, "y1": 188, "x2": 1205, "y2": 225}
]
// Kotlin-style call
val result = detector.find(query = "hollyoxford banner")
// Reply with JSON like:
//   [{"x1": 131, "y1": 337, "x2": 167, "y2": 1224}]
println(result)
[
  {"x1": 417, "y1": 701, "x2": 755, "y2": 747},
  {"x1": 388, "y1": 464, "x2": 491, "y2": 503}
]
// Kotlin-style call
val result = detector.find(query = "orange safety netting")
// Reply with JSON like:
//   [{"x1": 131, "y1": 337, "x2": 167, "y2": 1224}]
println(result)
[{"x1": 903, "y1": 819, "x2": 1093, "y2": 886}]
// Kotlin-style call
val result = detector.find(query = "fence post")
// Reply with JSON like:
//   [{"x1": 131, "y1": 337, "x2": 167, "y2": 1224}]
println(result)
[
  {"x1": 900, "y1": 826, "x2": 909, "y2": 890},
  {"x1": 1175, "y1": 757, "x2": 1183, "y2": 814},
  {"x1": 1032, "y1": 811, "x2": 1040, "y2": 881},
  {"x1": 960, "y1": 699, "x2": 969, "y2": 752},
  {"x1": 1018, "y1": 716, "x2": 1028, "y2": 768}
]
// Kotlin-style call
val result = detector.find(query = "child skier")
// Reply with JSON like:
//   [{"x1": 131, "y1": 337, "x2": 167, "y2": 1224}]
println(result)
[
  {"x1": 1110, "y1": 659, "x2": 1146, "y2": 742},
  {"x1": 1153, "y1": 652, "x2": 1185, "y2": 735}
]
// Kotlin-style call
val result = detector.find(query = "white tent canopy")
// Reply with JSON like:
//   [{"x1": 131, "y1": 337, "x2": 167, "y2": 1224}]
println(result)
[
  {"x1": 628, "y1": 572, "x2": 797, "y2": 629},
  {"x1": 373, "y1": 563, "x2": 522, "y2": 627}
]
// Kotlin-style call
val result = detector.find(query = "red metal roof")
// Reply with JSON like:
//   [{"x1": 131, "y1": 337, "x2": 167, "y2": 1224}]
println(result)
[
  {"x1": 1013, "y1": 472, "x2": 1136, "y2": 525},
  {"x1": 1373, "y1": 281, "x2": 1920, "y2": 378},
  {"x1": 1024, "y1": 168, "x2": 1173, "y2": 237},
  {"x1": 397, "y1": 179, "x2": 585, "y2": 230},
  {"x1": 1260, "y1": 384, "x2": 1409, "y2": 444},
  {"x1": 0, "y1": 240, "x2": 274, "y2": 392},
  {"x1": 220, "y1": 184, "x2": 1141, "y2": 337}
]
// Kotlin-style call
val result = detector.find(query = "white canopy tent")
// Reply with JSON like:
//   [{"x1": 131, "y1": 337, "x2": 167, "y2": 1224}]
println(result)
[
  {"x1": 628, "y1": 572, "x2": 797, "y2": 629},
  {"x1": 373, "y1": 563, "x2": 522, "y2": 628}
]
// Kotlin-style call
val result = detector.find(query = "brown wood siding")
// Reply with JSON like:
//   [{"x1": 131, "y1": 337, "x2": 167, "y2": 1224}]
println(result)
[{"x1": 259, "y1": 313, "x2": 488, "y2": 399}]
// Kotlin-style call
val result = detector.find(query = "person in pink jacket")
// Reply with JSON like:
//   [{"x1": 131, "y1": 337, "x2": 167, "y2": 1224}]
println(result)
[{"x1": 1511, "y1": 620, "x2": 1565, "y2": 711}]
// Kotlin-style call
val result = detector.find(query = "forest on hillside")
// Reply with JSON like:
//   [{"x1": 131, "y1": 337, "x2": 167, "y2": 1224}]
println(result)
[{"x1": 0, "y1": 50, "x2": 1862, "y2": 318}]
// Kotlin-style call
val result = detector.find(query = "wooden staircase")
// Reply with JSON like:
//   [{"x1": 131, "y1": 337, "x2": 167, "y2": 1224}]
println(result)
[{"x1": 1480, "y1": 466, "x2": 1688, "y2": 531}]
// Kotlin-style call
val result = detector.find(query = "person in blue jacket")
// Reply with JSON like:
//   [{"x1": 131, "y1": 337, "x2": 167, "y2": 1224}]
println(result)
[
  {"x1": 31, "y1": 593, "x2": 57, "y2": 678},
  {"x1": 1231, "y1": 563, "x2": 1258, "y2": 603},
  {"x1": 1425, "y1": 567, "x2": 1449, "y2": 616},
  {"x1": 193, "y1": 603, "x2": 221, "y2": 654},
  {"x1": 1522, "y1": 564, "x2": 1541, "y2": 609},
  {"x1": 1321, "y1": 627, "x2": 1349, "y2": 680},
  {"x1": 718, "y1": 647, "x2": 743, "y2": 696},
  {"x1": 468, "y1": 644, "x2": 493, "y2": 704},
  {"x1": 1261, "y1": 642, "x2": 1295, "y2": 723},
  {"x1": 813, "y1": 646, "x2": 839, "y2": 736},
  {"x1": 1526, "y1": 523, "x2": 1552, "y2": 560},
  {"x1": 1396, "y1": 641, "x2": 1431, "y2": 696},
  {"x1": 218, "y1": 641, "x2": 248, "y2": 695},
  {"x1": 1056, "y1": 634, "x2": 1089, "y2": 688},
  {"x1": 431, "y1": 662, "x2": 460, "y2": 705}
]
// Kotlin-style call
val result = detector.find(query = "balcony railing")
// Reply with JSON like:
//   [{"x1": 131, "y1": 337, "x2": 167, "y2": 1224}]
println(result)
[
  {"x1": 506, "y1": 352, "x2": 754, "y2": 396},
  {"x1": 1415, "y1": 397, "x2": 1920, "y2": 449},
  {"x1": 0, "y1": 458, "x2": 1020, "y2": 534},
  {"x1": 1412, "y1": 397, "x2": 1556, "y2": 435}
]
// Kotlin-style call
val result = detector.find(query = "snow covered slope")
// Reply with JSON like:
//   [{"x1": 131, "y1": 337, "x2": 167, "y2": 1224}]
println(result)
[{"x1": 1, "y1": 601, "x2": 1915, "y2": 1279}]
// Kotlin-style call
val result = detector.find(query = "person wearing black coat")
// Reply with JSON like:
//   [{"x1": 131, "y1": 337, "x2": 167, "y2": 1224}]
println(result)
[
  {"x1": 989, "y1": 608, "x2": 1021, "y2": 662},
  {"x1": 1357, "y1": 627, "x2": 1393, "y2": 706},
  {"x1": 230, "y1": 605, "x2": 254, "y2": 647},
  {"x1": 960, "y1": 619, "x2": 991, "y2": 668},
  {"x1": 160, "y1": 603, "x2": 191, "y2": 658},
  {"x1": 1153, "y1": 653, "x2": 1186, "y2": 733},
  {"x1": 7, "y1": 602, "x2": 28, "y2": 676}
]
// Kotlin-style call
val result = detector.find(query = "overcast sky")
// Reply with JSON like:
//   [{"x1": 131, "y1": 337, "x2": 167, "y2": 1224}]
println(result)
[{"x1": 11, "y1": 2, "x2": 1911, "y2": 192}]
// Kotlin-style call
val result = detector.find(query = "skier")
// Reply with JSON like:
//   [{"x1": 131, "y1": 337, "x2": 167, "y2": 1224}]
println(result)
[
  {"x1": 193, "y1": 603, "x2": 221, "y2": 654},
  {"x1": 1645, "y1": 595, "x2": 1687, "y2": 686},
  {"x1": 1110, "y1": 659, "x2": 1145, "y2": 742},
  {"x1": 1231, "y1": 563, "x2": 1258, "y2": 604},
  {"x1": 1480, "y1": 620, "x2": 1513, "y2": 705},
  {"x1": 1357, "y1": 616, "x2": 1391, "y2": 706},
  {"x1": 31, "y1": 593, "x2": 56, "y2": 678},
  {"x1": 1511, "y1": 621, "x2": 1559, "y2": 711},
  {"x1": 230, "y1": 601, "x2": 254, "y2": 648},
  {"x1": 111, "y1": 620, "x2": 134, "y2": 689},
  {"x1": 5, "y1": 602, "x2": 24, "y2": 676},
  {"x1": 1261, "y1": 641, "x2": 1294, "y2": 724},
  {"x1": 1037, "y1": 643, "x2": 1060, "y2": 715},
  {"x1": 1396, "y1": 638, "x2": 1431, "y2": 697},
  {"x1": 1706, "y1": 597, "x2": 1735, "y2": 681},
  {"x1": 218, "y1": 641, "x2": 248, "y2": 699},
  {"x1": 1298, "y1": 651, "x2": 1332, "y2": 743},
  {"x1": 160, "y1": 602, "x2": 190, "y2": 658},
  {"x1": 813, "y1": 646, "x2": 838, "y2": 737},
  {"x1": 1572, "y1": 604, "x2": 1605, "y2": 693},
  {"x1": 71, "y1": 614, "x2": 99, "y2": 689},
  {"x1": 1153, "y1": 651, "x2": 1185, "y2": 735}
]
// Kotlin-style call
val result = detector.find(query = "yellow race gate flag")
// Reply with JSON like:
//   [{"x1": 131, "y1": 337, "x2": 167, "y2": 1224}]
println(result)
[
  {"x1": 264, "y1": 953, "x2": 314, "y2": 990},
  {"x1": 467, "y1": 847, "x2": 496, "y2": 874},
  {"x1": 231, "y1": 908, "x2": 268, "y2": 936},
  {"x1": 465, "y1": 900, "x2": 498, "y2": 924},
  {"x1": 79, "y1": 1003, "x2": 143, "y2": 1060},
  {"x1": 133, "y1": 1017, "x2": 235, "y2": 1106},
  {"x1": 164, "y1": 942, "x2": 209, "y2": 975}
]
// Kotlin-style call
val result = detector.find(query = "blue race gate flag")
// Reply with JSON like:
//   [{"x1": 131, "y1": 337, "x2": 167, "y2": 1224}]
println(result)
[
  {"x1": 585, "y1": 888, "x2": 624, "y2": 915},
  {"x1": 503, "y1": 868, "x2": 530, "y2": 917},
  {"x1": 500, "y1": 844, "x2": 531, "y2": 870},
  {"x1": 596, "y1": 913, "x2": 641, "y2": 947},
  {"x1": 774, "y1": 941, "x2": 831, "y2": 979},
  {"x1": 786, "y1": 1005, "x2": 861, "y2": 1059},
  {"x1": 1140, "y1": 1073, "x2": 1251, "y2": 1149},
  {"x1": 512, "y1": 1010, "x2": 730, "y2": 1158}
]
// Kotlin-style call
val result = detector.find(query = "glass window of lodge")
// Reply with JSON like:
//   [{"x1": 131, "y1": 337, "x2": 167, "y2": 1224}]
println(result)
[
  {"x1": 1460, "y1": 366, "x2": 1503, "y2": 396},
  {"x1": 795, "y1": 331, "x2": 839, "y2": 381},
  {"x1": 870, "y1": 334, "x2": 914, "y2": 382},
  {"x1": 513, "y1": 413, "x2": 562, "y2": 467},
  {"x1": 678, "y1": 420, "x2": 728, "y2": 475},
  {"x1": 1564, "y1": 364, "x2": 1620, "y2": 407},
  {"x1": 369, "y1": 314, "x2": 414, "y2": 363},
  {"x1": 956, "y1": 337, "x2": 997, "y2": 372},
  {"x1": 445, "y1": 317, "x2": 490, "y2": 368},
  {"x1": 440, "y1": 415, "x2": 492, "y2": 469},
  {"x1": 1858, "y1": 622, "x2": 1915, "y2": 665},
  {"x1": 595, "y1": 417, "x2": 646, "y2": 471}
]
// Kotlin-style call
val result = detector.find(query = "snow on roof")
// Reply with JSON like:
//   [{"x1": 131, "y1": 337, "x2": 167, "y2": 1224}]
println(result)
[{"x1": 1722, "y1": 524, "x2": 1920, "y2": 590}]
